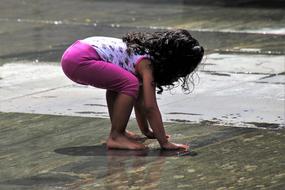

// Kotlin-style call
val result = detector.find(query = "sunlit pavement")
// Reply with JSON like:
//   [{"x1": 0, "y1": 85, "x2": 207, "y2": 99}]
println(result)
[{"x1": 0, "y1": 53, "x2": 284, "y2": 128}]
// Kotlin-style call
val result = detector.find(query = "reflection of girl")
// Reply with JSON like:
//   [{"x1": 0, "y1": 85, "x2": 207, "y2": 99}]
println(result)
[{"x1": 61, "y1": 29, "x2": 204, "y2": 150}]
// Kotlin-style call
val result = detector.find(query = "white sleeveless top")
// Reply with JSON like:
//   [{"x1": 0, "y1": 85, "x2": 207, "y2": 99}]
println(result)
[{"x1": 81, "y1": 36, "x2": 150, "y2": 75}]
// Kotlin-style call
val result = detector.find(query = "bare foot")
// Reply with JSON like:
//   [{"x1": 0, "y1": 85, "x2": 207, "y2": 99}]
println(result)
[{"x1": 107, "y1": 133, "x2": 146, "y2": 150}]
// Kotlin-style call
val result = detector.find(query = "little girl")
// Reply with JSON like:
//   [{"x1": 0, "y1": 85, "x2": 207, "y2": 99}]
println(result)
[{"x1": 61, "y1": 29, "x2": 204, "y2": 150}]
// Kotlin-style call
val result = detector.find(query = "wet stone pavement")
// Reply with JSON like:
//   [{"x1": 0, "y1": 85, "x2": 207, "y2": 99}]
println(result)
[
  {"x1": 0, "y1": 112, "x2": 285, "y2": 190},
  {"x1": 0, "y1": 0, "x2": 285, "y2": 189}
]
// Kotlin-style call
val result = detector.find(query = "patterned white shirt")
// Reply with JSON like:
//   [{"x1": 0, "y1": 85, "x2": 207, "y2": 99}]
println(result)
[{"x1": 81, "y1": 36, "x2": 149, "y2": 75}]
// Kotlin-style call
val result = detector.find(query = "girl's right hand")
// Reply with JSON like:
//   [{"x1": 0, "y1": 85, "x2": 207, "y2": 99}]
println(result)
[{"x1": 161, "y1": 142, "x2": 189, "y2": 151}]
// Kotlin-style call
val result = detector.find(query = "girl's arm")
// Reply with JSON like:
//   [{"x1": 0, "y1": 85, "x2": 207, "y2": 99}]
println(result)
[
  {"x1": 134, "y1": 86, "x2": 155, "y2": 138},
  {"x1": 136, "y1": 59, "x2": 167, "y2": 146},
  {"x1": 136, "y1": 59, "x2": 189, "y2": 150},
  {"x1": 134, "y1": 86, "x2": 170, "y2": 139}
]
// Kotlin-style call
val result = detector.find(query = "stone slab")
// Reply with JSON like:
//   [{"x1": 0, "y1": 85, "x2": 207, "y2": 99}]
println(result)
[{"x1": 0, "y1": 112, "x2": 284, "y2": 190}]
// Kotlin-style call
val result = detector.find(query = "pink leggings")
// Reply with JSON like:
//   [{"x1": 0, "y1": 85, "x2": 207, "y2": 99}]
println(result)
[{"x1": 61, "y1": 40, "x2": 139, "y2": 99}]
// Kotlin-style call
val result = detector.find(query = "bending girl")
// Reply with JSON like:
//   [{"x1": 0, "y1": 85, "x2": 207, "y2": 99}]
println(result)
[{"x1": 61, "y1": 29, "x2": 204, "y2": 150}]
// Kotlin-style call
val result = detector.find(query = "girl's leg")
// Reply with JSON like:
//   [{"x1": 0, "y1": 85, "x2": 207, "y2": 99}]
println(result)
[
  {"x1": 106, "y1": 90, "x2": 146, "y2": 142},
  {"x1": 106, "y1": 93, "x2": 145, "y2": 149},
  {"x1": 73, "y1": 60, "x2": 145, "y2": 149},
  {"x1": 106, "y1": 90, "x2": 117, "y2": 122}
]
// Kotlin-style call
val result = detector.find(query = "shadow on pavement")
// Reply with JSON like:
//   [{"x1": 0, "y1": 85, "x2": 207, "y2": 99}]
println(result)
[{"x1": 54, "y1": 144, "x2": 198, "y2": 157}]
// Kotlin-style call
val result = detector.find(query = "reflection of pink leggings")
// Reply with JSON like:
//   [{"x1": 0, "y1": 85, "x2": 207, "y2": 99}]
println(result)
[{"x1": 61, "y1": 40, "x2": 139, "y2": 99}]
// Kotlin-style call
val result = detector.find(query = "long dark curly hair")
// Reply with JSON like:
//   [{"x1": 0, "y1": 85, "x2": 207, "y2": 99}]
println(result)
[{"x1": 122, "y1": 29, "x2": 204, "y2": 94}]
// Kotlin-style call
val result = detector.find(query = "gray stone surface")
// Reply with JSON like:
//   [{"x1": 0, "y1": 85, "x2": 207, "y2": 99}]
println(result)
[{"x1": 0, "y1": 112, "x2": 284, "y2": 190}]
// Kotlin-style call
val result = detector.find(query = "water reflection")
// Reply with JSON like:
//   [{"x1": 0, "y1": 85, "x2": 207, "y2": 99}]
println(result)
[
  {"x1": 55, "y1": 145, "x2": 196, "y2": 189},
  {"x1": 102, "y1": 156, "x2": 166, "y2": 189},
  {"x1": 54, "y1": 144, "x2": 197, "y2": 157}
]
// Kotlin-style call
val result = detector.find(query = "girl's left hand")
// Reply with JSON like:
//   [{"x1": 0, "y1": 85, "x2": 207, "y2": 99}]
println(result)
[
  {"x1": 144, "y1": 130, "x2": 170, "y2": 139},
  {"x1": 161, "y1": 142, "x2": 189, "y2": 151}
]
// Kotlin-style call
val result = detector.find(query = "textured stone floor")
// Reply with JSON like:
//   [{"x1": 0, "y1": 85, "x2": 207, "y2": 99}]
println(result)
[{"x1": 0, "y1": 112, "x2": 284, "y2": 190}]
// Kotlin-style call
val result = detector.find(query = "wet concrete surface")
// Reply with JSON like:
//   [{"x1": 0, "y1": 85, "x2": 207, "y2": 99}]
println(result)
[
  {"x1": 0, "y1": 112, "x2": 284, "y2": 190},
  {"x1": 0, "y1": 0, "x2": 285, "y2": 189}
]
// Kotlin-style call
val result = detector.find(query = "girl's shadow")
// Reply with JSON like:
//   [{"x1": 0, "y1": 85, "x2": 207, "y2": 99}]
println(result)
[{"x1": 54, "y1": 144, "x2": 197, "y2": 157}]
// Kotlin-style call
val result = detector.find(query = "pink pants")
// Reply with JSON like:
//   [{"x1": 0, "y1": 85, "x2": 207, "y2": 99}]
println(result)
[{"x1": 61, "y1": 40, "x2": 139, "y2": 99}]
